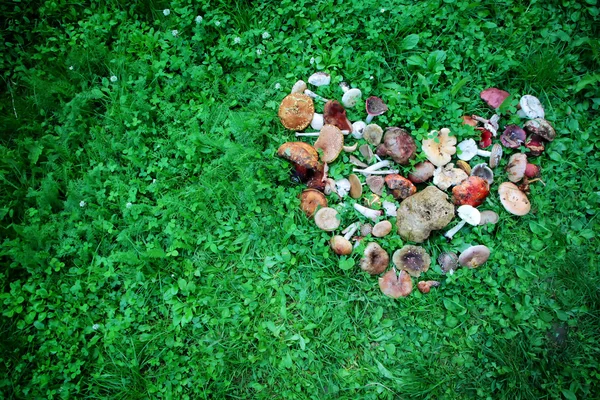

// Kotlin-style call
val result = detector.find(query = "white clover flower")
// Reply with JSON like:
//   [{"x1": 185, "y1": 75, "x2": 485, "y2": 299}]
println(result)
[
  {"x1": 215, "y1": 21, "x2": 220, "y2": 27},
  {"x1": 172, "y1": 29, "x2": 178, "y2": 37},
  {"x1": 79, "y1": 200, "x2": 86, "y2": 208},
  {"x1": 152, "y1": 178, "x2": 157, "y2": 184},
  {"x1": 69, "y1": 66, "x2": 74, "y2": 70},
  {"x1": 233, "y1": 37, "x2": 241, "y2": 44},
  {"x1": 110, "y1": 75, "x2": 118, "y2": 82},
  {"x1": 195, "y1": 15, "x2": 203, "y2": 24},
  {"x1": 310, "y1": 57, "x2": 315, "y2": 64},
  {"x1": 171, "y1": 274, "x2": 175, "y2": 277},
  {"x1": 92, "y1": 324, "x2": 100, "y2": 330},
  {"x1": 126, "y1": 202, "x2": 133, "y2": 209},
  {"x1": 163, "y1": 9, "x2": 170, "y2": 16},
  {"x1": 380, "y1": 8, "x2": 386, "y2": 13},
  {"x1": 275, "y1": 83, "x2": 281, "y2": 90},
  {"x1": 262, "y1": 32, "x2": 270, "y2": 39},
  {"x1": 256, "y1": 49, "x2": 262, "y2": 55},
  {"x1": 370, "y1": 75, "x2": 374, "y2": 80}
]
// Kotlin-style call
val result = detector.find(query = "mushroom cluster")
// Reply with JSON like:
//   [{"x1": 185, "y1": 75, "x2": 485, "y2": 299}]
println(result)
[{"x1": 276, "y1": 76, "x2": 555, "y2": 299}]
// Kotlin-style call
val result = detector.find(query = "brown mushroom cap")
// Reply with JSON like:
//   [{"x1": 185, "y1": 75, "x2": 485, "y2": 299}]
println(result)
[
  {"x1": 458, "y1": 245, "x2": 491, "y2": 268},
  {"x1": 379, "y1": 269, "x2": 413, "y2": 298},
  {"x1": 506, "y1": 153, "x2": 528, "y2": 182},
  {"x1": 314, "y1": 125, "x2": 344, "y2": 163},
  {"x1": 366, "y1": 175, "x2": 385, "y2": 195},
  {"x1": 359, "y1": 144, "x2": 374, "y2": 163},
  {"x1": 366, "y1": 96, "x2": 388, "y2": 117},
  {"x1": 417, "y1": 280, "x2": 441, "y2": 294},
  {"x1": 392, "y1": 245, "x2": 431, "y2": 277},
  {"x1": 330, "y1": 236, "x2": 352, "y2": 255},
  {"x1": 372, "y1": 220, "x2": 392, "y2": 237},
  {"x1": 314, "y1": 207, "x2": 341, "y2": 231},
  {"x1": 408, "y1": 161, "x2": 435, "y2": 183},
  {"x1": 363, "y1": 124, "x2": 384, "y2": 146},
  {"x1": 377, "y1": 127, "x2": 417, "y2": 165},
  {"x1": 524, "y1": 119, "x2": 556, "y2": 142},
  {"x1": 278, "y1": 93, "x2": 315, "y2": 130},
  {"x1": 385, "y1": 174, "x2": 417, "y2": 200},
  {"x1": 498, "y1": 182, "x2": 531, "y2": 216},
  {"x1": 489, "y1": 144, "x2": 503, "y2": 169},
  {"x1": 456, "y1": 160, "x2": 472, "y2": 175},
  {"x1": 323, "y1": 100, "x2": 352, "y2": 132},
  {"x1": 299, "y1": 189, "x2": 327, "y2": 217},
  {"x1": 277, "y1": 142, "x2": 321, "y2": 170},
  {"x1": 349, "y1": 174, "x2": 362, "y2": 199},
  {"x1": 360, "y1": 242, "x2": 389, "y2": 275},
  {"x1": 438, "y1": 252, "x2": 459, "y2": 274}
]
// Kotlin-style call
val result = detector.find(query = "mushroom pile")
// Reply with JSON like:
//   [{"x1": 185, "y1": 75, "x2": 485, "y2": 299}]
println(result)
[{"x1": 276, "y1": 76, "x2": 555, "y2": 299}]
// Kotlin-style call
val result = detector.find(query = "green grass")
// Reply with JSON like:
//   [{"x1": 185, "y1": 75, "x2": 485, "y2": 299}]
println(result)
[{"x1": 1, "y1": 0, "x2": 599, "y2": 398}]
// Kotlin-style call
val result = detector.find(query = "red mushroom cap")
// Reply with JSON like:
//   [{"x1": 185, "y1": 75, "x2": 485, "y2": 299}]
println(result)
[
  {"x1": 480, "y1": 88, "x2": 510, "y2": 109},
  {"x1": 477, "y1": 127, "x2": 493, "y2": 148},
  {"x1": 525, "y1": 135, "x2": 545, "y2": 156},
  {"x1": 385, "y1": 174, "x2": 417, "y2": 200},
  {"x1": 452, "y1": 176, "x2": 490, "y2": 207},
  {"x1": 324, "y1": 100, "x2": 353, "y2": 132},
  {"x1": 524, "y1": 163, "x2": 541, "y2": 178}
]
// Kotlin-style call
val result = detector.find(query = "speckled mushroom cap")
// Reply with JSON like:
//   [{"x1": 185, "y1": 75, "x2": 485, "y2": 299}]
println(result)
[
  {"x1": 314, "y1": 125, "x2": 344, "y2": 163},
  {"x1": 498, "y1": 182, "x2": 531, "y2": 216},
  {"x1": 379, "y1": 269, "x2": 413, "y2": 298},
  {"x1": 458, "y1": 245, "x2": 490, "y2": 268},
  {"x1": 314, "y1": 207, "x2": 340, "y2": 231},
  {"x1": 392, "y1": 245, "x2": 431, "y2": 277},
  {"x1": 438, "y1": 252, "x2": 459, "y2": 274},
  {"x1": 278, "y1": 93, "x2": 315, "y2": 130},
  {"x1": 360, "y1": 242, "x2": 389, "y2": 275},
  {"x1": 524, "y1": 118, "x2": 556, "y2": 142}
]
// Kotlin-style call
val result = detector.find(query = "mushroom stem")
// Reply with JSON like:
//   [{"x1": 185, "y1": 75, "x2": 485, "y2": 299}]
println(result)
[
  {"x1": 343, "y1": 143, "x2": 358, "y2": 152},
  {"x1": 340, "y1": 82, "x2": 350, "y2": 93},
  {"x1": 477, "y1": 149, "x2": 492, "y2": 157},
  {"x1": 353, "y1": 204, "x2": 382, "y2": 221},
  {"x1": 304, "y1": 89, "x2": 329, "y2": 103},
  {"x1": 353, "y1": 169, "x2": 399, "y2": 175},
  {"x1": 363, "y1": 160, "x2": 392, "y2": 171},
  {"x1": 444, "y1": 220, "x2": 466, "y2": 241},
  {"x1": 365, "y1": 114, "x2": 376, "y2": 123},
  {"x1": 528, "y1": 178, "x2": 546, "y2": 186},
  {"x1": 341, "y1": 222, "x2": 360, "y2": 240},
  {"x1": 295, "y1": 130, "x2": 349, "y2": 137}
]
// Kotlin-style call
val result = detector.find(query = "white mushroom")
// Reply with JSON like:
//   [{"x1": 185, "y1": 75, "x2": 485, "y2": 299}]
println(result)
[
  {"x1": 335, "y1": 178, "x2": 351, "y2": 198},
  {"x1": 291, "y1": 80, "x2": 307, "y2": 94},
  {"x1": 433, "y1": 163, "x2": 468, "y2": 190},
  {"x1": 311, "y1": 113, "x2": 324, "y2": 130},
  {"x1": 308, "y1": 72, "x2": 331, "y2": 87},
  {"x1": 304, "y1": 89, "x2": 329, "y2": 103},
  {"x1": 382, "y1": 201, "x2": 397, "y2": 217},
  {"x1": 517, "y1": 95, "x2": 545, "y2": 119},
  {"x1": 351, "y1": 121, "x2": 366, "y2": 139},
  {"x1": 422, "y1": 128, "x2": 457, "y2": 167},
  {"x1": 295, "y1": 130, "x2": 349, "y2": 137},
  {"x1": 457, "y1": 139, "x2": 493, "y2": 161},
  {"x1": 352, "y1": 160, "x2": 396, "y2": 175},
  {"x1": 444, "y1": 205, "x2": 481, "y2": 240},
  {"x1": 340, "y1": 82, "x2": 362, "y2": 108},
  {"x1": 353, "y1": 204, "x2": 382, "y2": 221}
]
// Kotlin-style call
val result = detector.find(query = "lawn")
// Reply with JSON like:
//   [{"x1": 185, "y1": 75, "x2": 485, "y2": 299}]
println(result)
[{"x1": 1, "y1": 0, "x2": 599, "y2": 398}]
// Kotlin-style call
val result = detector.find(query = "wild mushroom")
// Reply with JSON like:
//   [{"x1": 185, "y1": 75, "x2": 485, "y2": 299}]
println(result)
[
  {"x1": 360, "y1": 223, "x2": 373, "y2": 236},
  {"x1": 330, "y1": 222, "x2": 359, "y2": 255},
  {"x1": 471, "y1": 163, "x2": 494, "y2": 185},
  {"x1": 353, "y1": 160, "x2": 399, "y2": 176},
  {"x1": 452, "y1": 176, "x2": 490, "y2": 207},
  {"x1": 363, "y1": 124, "x2": 384, "y2": 146},
  {"x1": 444, "y1": 205, "x2": 481, "y2": 241},
  {"x1": 479, "y1": 210, "x2": 499, "y2": 225},
  {"x1": 422, "y1": 128, "x2": 457, "y2": 167},
  {"x1": 457, "y1": 139, "x2": 495, "y2": 161},
  {"x1": 308, "y1": 72, "x2": 331, "y2": 87},
  {"x1": 314, "y1": 207, "x2": 341, "y2": 231},
  {"x1": 324, "y1": 100, "x2": 353, "y2": 132},
  {"x1": 311, "y1": 113, "x2": 324, "y2": 130},
  {"x1": 524, "y1": 163, "x2": 540, "y2": 178},
  {"x1": 396, "y1": 186, "x2": 455, "y2": 243},
  {"x1": 353, "y1": 204, "x2": 382, "y2": 221},
  {"x1": 372, "y1": 220, "x2": 392, "y2": 237},
  {"x1": 488, "y1": 144, "x2": 503, "y2": 169},
  {"x1": 408, "y1": 161, "x2": 435, "y2": 183},
  {"x1": 385, "y1": 174, "x2": 416, "y2": 200},
  {"x1": 365, "y1": 96, "x2": 388, "y2": 123},
  {"x1": 506, "y1": 153, "x2": 527, "y2": 182},
  {"x1": 524, "y1": 119, "x2": 556, "y2": 142},
  {"x1": 291, "y1": 80, "x2": 307, "y2": 94},
  {"x1": 335, "y1": 178, "x2": 351, "y2": 198},
  {"x1": 278, "y1": 93, "x2": 315, "y2": 131},
  {"x1": 277, "y1": 142, "x2": 321, "y2": 170},
  {"x1": 348, "y1": 174, "x2": 362, "y2": 199},
  {"x1": 351, "y1": 121, "x2": 367, "y2": 139},
  {"x1": 417, "y1": 281, "x2": 441, "y2": 294},
  {"x1": 366, "y1": 175, "x2": 385, "y2": 195},
  {"x1": 480, "y1": 88, "x2": 510, "y2": 109},
  {"x1": 462, "y1": 115, "x2": 478, "y2": 127},
  {"x1": 517, "y1": 95, "x2": 545, "y2": 119},
  {"x1": 343, "y1": 143, "x2": 358, "y2": 153},
  {"x1": 349, "y1": 155, "x2": 368, "y2": 168},
  {"x1": 458, "y1": 245, "x2": 491, "y2": 268},
  {"x1": 392, "y1": 245, "x2": 431, "y2": 277},
  {"x1": 299, "y1": 189, "x2": 328, "y2": 217},
  {"x1": 382, "y1": 201, "x2": 397, "y2": 217},
  {"x1": 498, "y1": 182, "x2": 531, "y2": 216},
  {"x1": 375, "y1": 127, "x2": 416, "y2": 165},
  {"x1": 314, "y1": 125, "x2": 344, "y2": 163},
  {"x1": 359, "y1": 144, "x2": 374, "y2": 164},
  {"x1": 324, "y1": 178, "x2": 337, "y2": 196},
  {"x1": 473, "y1": 114, "x2": 500, "y2": 136},
  {"x1": 379, "y1": 269, "x2": 413, "y2": 298},
  {"x1": 360, "y1": 242, "x2": 389, "y2": 275},
  {"x1": 304, "y1": 89, "x2": 329, "y2": 103},
  {"x1": 437, "y1": 252, "x2": 459, "y2": 274},
  {"x1": 501, "y1": 125, "x2": 527, "y2": 149},
  {"x1": 340, "y1": 82, "x2": 362, "y2": 108},
  {"x1": 433, "y1": 163, "x2": 468, "y2": 191},
  {"x1": 478, "y1": 128, "x2": 493, "y2": 148},
  {"x1": 525, "y1": 135, "x2": 545, "y2": 156},
  {"x1": 456, "y1": 160, "x2": 471, "y2": 175}
]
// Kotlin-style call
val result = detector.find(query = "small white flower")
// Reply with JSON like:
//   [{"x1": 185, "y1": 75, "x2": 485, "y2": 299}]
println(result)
[
  {"x1": 370, "y1": 75, "x2": 374, "y2": 80},
  {"x1": 110, "y1": 75, "x2": 118, "y2": 82},
  {"x1": 380, "y1": 8, "x2": 386, "y2": 13},
  {"x1": 275, "y1": 83, "x2": 281, "y2": 90},
  {"x1": 69, "y1": 66, "x2": 74, "y2": 70},
  {"x1": 152, "y1": 179, "x2": 157, "y2": 184},
  {"x1": 215, "y1": 21, "x2": 220, "y2": 27},
  {"x1": 195, "y1": 15, "x2": 203, "y2": 24},
  {"x1": 79, "y1": 201, "x2": 86, "y2": 208},
  {"x1": 163, "y1": 9, "x2": 170, "y2": 16},
  {"x1": 92, "y1": 324, "x2": 100, "y2": 330},
  {"x1": 310, "y1": 57, "x2": 315, "y2": 64},
  {"x1": 262, "y1": 32, "x2": 270, "y2": 39},
  {"x1": 171, "y1": 274, "x2": 175, "y2": 277},
  {"x1": 233, "y1": 37, "x2": 241, "y2": 44},
  {"x1": 171, "y1": 29, "x2": 178, "y2": 37},
  {"x1": 256, "y1": 49, "x2": 262, "y2": 55},
  {"x1": 126, "y1": 202, "x2": 133, "y2": 209}
]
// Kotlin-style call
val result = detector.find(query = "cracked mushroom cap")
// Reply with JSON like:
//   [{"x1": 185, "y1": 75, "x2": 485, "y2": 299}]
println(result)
[
  {"x1": 506, "y1": 153, "x2": 528, "y2": 182},
  {"x1": 299, "y1": 189, "x2": 327, "y2": 217},
  {"x1": 501, "y1": 125, "x2": 527, "y2": 149},
  {"x1": 323, "y1": 100, "x2": 353, "y2": 132},
  {"x1": 392, "y1": 245, "x2": 431, "y2": 277},
  {"x1": 278, "y1": 93, "x2": 315, "y2": 130},
  {"x1": 458, "y1": 245, "x2": 491, "y2": 268},
  {"x1": 498, "y1": 182, "x2": 531, "y2": 216},
  {"x1": 452, "y1": 176, "x2": 490, "y2": 207},
  {"x1": 422, "y1": 128, "x2": 457, "y2": 167},
  {"x1": 433, "y1": 163, "x2": 469, "y2": 191},
  {"x1": 363, "y1": 124, "x2": 384, "y2": 146},
  {"x1": 277, "y1": 142, "x2": 321, "y2": 170},
  {"x1": 379, "y1": 269, "x2": 413, "y2": 298},
  {"x1": 385, "y1": 174, "x2": 416, "y2": 200},
  {"x1": 314, "y1": 125, "x2": 344, "y2": 163},
  {"x1": 314, "y1": 207, "x2": 340, "y2": 231},
  {"x1": 360, "y1": 242, "x2": 389, "y2": 275},
  {"x1": 524, "y1": 119, "x2": 556, "y2": 142}
]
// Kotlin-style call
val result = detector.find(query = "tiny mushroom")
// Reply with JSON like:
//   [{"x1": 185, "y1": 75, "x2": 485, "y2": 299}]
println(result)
[
  {"x1": 422, "y1": 128, "x2": 457, "y2": 167},
  {"x1": 457, "y1": 139, "x2": 494, "y2": 161},
  {"x1": 458, "y1": 245, "x2": 491, "y2": 268},
  {"x1": 517, "y1": 95, "x2": 545, "y2": 119},
  {"x1": 438, "y1": 252, "x2": 459, "y2": 274},
  {"x1": 314, "y1": 207, "x2": 341, "y2": 231},
  {"x1": 291, "y1": 80, "x2": 307, "y2": 94},
  {"x1": 376, "y1": 127, "x2": 417, "y2": 165},
  {"x1": 324, "y1": 100, "x2": 353, "y2": 132},
  {"x1": 363, "y1": 124, "x2": 384, "y2": 146},
  {"x1": 351, "y1": 121, "x2": 367, "y2": 139},
  {"x1": 385, "y1": 174, "x2": 417, "y2": 200},
  {"x1": 308, "y1": 72, "x2": 331, "y2": 87},
  {"x1": 311, "y1": 113, "x2": 324, "y2": 130},
  {"x1": 366, "y1": 175, "x2": 385, "y2": 195},
  {"x1": 340, "y1": 82, "x2": 362, "y2": 108},
  {"x1": 408, "y1": 161, "x2": 436, "y2": 183},
  {"x1": 444, "y1": 205, "x2": 481, "y2": 241},
  {"x1": 525, "y1": 135, "x2": 545, "y2": 156},
  {"x1": 480, "y1": 88, "x2": 510, "y2": 109},
  {"x1": 314, "y1": 125, "x2": 344, "y2": 163},
  {"x1": 372, "y1": 220, "x2": 393, "y2": 237},
  {"x1": 417, "y1": 281, "x2": 441, "y2": 294},
  {"x1": 433, "y1": 163, "x2": 468, "y2": 191},
  {"x1": 506, "y1": 153, "x2": 528, "y2": 182},
  {"x1": 349, "y1": 155, "x2": 368, "y2": 168},
  {"x1": 501, "y1": 125, "x2": 527, "y2": 149},
  {"x1": 471, "y1": 163, "x2": 494, "y2": 185},
  {"x1": 479, "y1": 210, "x2": 499, "y2": 225},
  {"x1": 348, "y1": 174, "x2": 363, "y2": 199},
  {"x1": 330, "y1": 222, "x2": 360, "y2": 255},
  {"x1": 498, "y1": 182, "x2": 531, "y2": 216},
  {"x1": 379, "y1": 269, "x2": 413, "y2": 298},
  {"x1": 353, "y1": 203, "x2": 382, "y2": 221},
  {"x1": 278, "y1": 93, "x2": 315, "y2": 131},
  {"x1": 360, "y1": 242, "x2": 389, "y2": 275},
  {"x1": 452, "y1": 176, "x2": 490, "y2": 207},
  {"x1": 365, "y1": 96, "x2": 388, "y2": 123},
  {"x1": 392, "y1": 245, "x2": 431, "y2": 277},
  {"x1": 488, "y1": 144, "x2": 503, "y2": 169},
  {"x1": 299, "y1": 189, "x2": 327, "y2": 217},
  {"x1": 524, "y1": 119, "x2": 556, "y2": 142}
]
